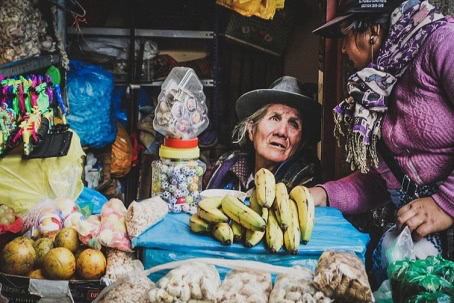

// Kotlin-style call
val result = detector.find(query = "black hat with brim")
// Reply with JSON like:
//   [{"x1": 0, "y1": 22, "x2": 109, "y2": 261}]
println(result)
[
  {"x1": 313, "y1": 0, "x2": 403, "y2": 38},
  {"x1": 236, "y1": 76, "x2": 321, "y2": 144}
]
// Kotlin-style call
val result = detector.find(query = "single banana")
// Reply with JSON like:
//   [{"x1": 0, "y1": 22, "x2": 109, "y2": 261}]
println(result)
[
  {"x1": 274, "y1": 182, "x2": 291, "y2": 231},
  {"x1": 261, "y1": 207, "x2": 269, "y2": 224},
  {"x1": 198, "y1": 196, "x2": 223, "y2": 209},
  {"x1": 244, "y1": 229, "x2": 265, "y2": 248},
  {"x1": 189, "y1": 214, "x2": 210, "y2": 234},
  {"x1": 221, "y1": 195, "x2": 266, "y2": 232},
  {"x1": 255, "y1": 168, "x2": 276, "y2": 208},
  {"x1": 290, "y1": 185, "x2": 315, "y2": 244},
  {"x1": 231, "y1": 221, "x2": 245, "y2": 243},
  {"x1": 249, "y1": 189, "x2": 268, "y2": 223},
  {"x1": 212, "y1": 222, "x2": 233, "y2": 245},
  {"x1": 265, "y1": 210, "x2": 283, "y2": 253},
  {"x1": 197, "y1": 205, "x2": 229, "y2": 224},
  {"x1": 283, "y1": 199, "x2": 300, "y2": 255},
  {"x1": 273, "y1": 200, "x2": 282, "y2": 225}
]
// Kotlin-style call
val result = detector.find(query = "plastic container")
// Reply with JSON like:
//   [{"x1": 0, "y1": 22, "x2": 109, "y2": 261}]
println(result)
[
  {"x1": 151, "y1": 138, "x2": 206, "y2": 213},
  {"x1": 153, "y1": 67, "x2": 208, "y2": 139},
  {"x1": 152, "y1": 67, "x2": 209, "y2": 213}
]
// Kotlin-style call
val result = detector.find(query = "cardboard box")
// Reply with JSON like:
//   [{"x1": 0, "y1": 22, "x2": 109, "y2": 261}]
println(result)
[{"x1": 0, "y1": 273, "x2": 104, "y2": 303}]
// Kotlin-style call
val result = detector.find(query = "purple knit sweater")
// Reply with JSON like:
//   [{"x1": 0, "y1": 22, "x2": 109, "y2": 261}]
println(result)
[{"x1": 322, "y1": 21, "x2": 454, "y2": 219}]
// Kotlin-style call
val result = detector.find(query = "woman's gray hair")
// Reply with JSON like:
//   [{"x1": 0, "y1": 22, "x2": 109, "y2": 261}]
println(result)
[
  {"x1": 232, "y1": 103, "x2": 307, "y2": 151},
  {"x1": 232, "y1": 104, "x2": 271, "y2": 147}
]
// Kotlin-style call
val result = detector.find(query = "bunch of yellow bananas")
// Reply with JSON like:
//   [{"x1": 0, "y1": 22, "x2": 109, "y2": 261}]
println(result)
[
  {"x1": 189, "y1": 194, "x2": 266, "y2": 245},
  {"x1": 188, "y1": 168, "x2": 315, "y2": 253}
]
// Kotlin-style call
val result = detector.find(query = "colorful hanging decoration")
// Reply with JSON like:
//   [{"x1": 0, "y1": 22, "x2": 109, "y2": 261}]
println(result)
[{"x1": 0, "y1": 69, "x2": 68, "y2": 157}]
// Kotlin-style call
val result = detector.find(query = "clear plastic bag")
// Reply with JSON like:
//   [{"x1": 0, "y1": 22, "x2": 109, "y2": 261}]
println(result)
[
  {"x1": 144, "y1": 258, "x2": 313, "y2": 303},
  {"x1": 99, "y1": 199, "x2": 132, "y2": 251},
  {"x1": 102, "y1": 248, "x2": 137, "y2": 284},
  {"x1": 94, "y1": 259, "x2": 155, "y2": 303},
  {"x1": 313, "y1": 251, "x2": 374, "y2": 303},
  {"x1": 269, "y1": 266, "x2": 332, "y2": 303},
  {"x1": 126, "y1": 197, "x2": 168, "y2": 239},
  {"x1": 217, "y1": 270, "x2": 272, "y2": 303}
]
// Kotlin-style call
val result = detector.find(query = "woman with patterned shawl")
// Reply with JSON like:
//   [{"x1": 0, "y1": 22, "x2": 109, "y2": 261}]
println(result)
[{"x1": 312, "y1": 0, "x2": 454, "y2": 286}]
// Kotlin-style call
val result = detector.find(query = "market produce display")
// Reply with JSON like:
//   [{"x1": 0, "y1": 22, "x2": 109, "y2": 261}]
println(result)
[
  {"x1": 216, "y1": 270, "x2": 272, "y2": 303},
  {"x1": 313, "y1": 251, "x2": 374, "y2": 303},
  {"x1": 389, "y1": 255, "x2": 454, "y2": 302},
  {"x1": 0, "y1": 204, "x2": 16, "y2": 226},
  {"x1": 148, "y1": 262, "x2": 220, "y2": 302},
  {"x1": 189, "y1": 168, "x2": 315, "y2": 254},
  {"x1": 269, "y1": 266, "x2": 332, "y2": 303},
  {"x1": 0, "y1": 197, "x2": 162, "y2": 284},
  {"x1": 0, "y1": 228, "x2": 107, "y2": 280},
  {"x1": 103, "y1": 248, "x2": 137, "y2": 283}
]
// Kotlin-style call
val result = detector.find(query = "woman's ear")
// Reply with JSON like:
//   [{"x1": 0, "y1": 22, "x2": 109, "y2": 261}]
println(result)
[{"x1": 247, "y1": 122, "x2": 254, "y2": 141}]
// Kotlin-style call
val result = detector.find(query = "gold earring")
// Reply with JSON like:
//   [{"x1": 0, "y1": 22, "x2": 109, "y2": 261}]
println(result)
[{"x1": 370, "y1": 36, "x2": 375, "y2": 62}]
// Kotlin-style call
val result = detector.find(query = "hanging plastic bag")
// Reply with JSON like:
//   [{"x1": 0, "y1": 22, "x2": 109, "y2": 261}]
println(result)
[
  {"x1": 0, "y1": 131, "x2": 84, "y2": 215},
  {"x1": 111, "y1": 122, "x2": 133, "y2": 178},
  {"x1": 66, "y1": 60, "x2": 117, "y2": 148}
]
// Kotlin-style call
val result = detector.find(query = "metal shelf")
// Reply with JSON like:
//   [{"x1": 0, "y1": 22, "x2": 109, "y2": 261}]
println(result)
[
  {"x1": 0, "y1": 54, "x2": 60, "y2": 78},
  {"x1": 115, "y1": 79, "x2": 215, "y2": 87},
  {"x1": 67, "y1": 27, "x2": 214, "y2": 39}
]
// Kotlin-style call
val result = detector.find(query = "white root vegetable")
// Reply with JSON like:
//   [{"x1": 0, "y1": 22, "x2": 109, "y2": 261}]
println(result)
[
  {"x1": 302, "y1": 293, "x2": 316, "y2": 303},
  {"x1": 285, "y1": 291, "x2": 302, "y2": 301}
]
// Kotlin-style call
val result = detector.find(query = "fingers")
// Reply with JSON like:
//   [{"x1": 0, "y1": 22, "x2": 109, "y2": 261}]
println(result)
[
  {"x1": 413, "y1": 223, "x2": 432, "y2": 241},
  {"x1": 309, "y1": 186, "x2": 328, "y2": 207},
  {"x1": 396, "y1": 201, "x2": 422, "y2": 230},
  {"x1": 396, "y1": 197, "x2": 453, "y2": 241}
]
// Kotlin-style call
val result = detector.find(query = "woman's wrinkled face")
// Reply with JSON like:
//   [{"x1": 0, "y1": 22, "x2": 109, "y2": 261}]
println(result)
[
  {"x1": 341, "y1": 28, "x2": 372, "y2": 69},
  {"x1": 248, "y1": 104, "x2": 303, "y2": 171}
]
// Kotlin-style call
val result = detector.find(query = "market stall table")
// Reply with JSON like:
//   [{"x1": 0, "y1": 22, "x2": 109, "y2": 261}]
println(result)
[{"x1": 134, "y1": 207, "x2": 370, "y2": 281}]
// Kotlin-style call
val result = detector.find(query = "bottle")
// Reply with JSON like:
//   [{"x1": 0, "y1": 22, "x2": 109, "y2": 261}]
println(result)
[{"x1": 151, "y1": 137, "x2": 206, "y2": 213}]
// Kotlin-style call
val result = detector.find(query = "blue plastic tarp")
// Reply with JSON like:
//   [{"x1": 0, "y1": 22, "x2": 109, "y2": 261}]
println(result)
[{"x1": 134, "y1": 207, "x2": 370, "y2": 282}]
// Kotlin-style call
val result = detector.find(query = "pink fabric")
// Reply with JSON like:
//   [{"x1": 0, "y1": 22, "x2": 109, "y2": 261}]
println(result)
[{"x1": 323, "y1": 21, "x2": 454, "y2": 218}]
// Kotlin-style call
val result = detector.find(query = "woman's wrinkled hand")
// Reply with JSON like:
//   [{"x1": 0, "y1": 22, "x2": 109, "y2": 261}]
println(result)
[
  {"x1": 397, "y1": 196, "x2": 454, "y2": 241},
  {"x1": 308, "y1": 186, "x2": 328, "y2": 207}
]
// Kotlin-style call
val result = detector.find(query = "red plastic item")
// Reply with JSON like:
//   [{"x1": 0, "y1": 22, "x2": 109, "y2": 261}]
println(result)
[
  {"x1": 164, "y1": 137, "x2": 198, "y2": 148},
  {"x1": 0, "y1": 217, "x2": 23, "y2": 235},
  {"x1": 0, "y1": 217, "x2": 24, "y2": 251}
]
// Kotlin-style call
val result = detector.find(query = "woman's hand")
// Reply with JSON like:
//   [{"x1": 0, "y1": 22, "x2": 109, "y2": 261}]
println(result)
[
  {"x1": 308, "y1": 186, "x2": 328, "y2": 207},
  {"x1": 397, "y1": 197, "x2": 454, "y2": 241}
]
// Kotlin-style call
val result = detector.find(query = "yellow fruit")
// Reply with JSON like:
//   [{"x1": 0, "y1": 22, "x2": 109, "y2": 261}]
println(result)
[
  {"x1": 0, "y1": 237, "x2": 36, "y2": 275},
  {"x1": 74, "y1": 246, "x2": 89, "y2": 260},
  {"x1": 76, "y1": 249, "x2": 106, "y2": 280},
  {"x1": 29, "y1": 269, "x2": 45, "y2": 279},
  {"x1": 33, "y1": 238, "x2": 54, "y2": 266},
  {"x1": 255, "y1": 168, "x2": 276, "y2": 208},
  {"x1": 54, "y1": 227, "x2": 80, "y2": 253},
  {"x1": 43, "y1": 247, "x2": 76, "y2": 280}
]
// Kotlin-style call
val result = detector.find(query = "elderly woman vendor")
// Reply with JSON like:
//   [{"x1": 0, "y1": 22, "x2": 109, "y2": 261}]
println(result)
[{"x1": 203, "y1": 76, "x2": 321, "y2": 192}]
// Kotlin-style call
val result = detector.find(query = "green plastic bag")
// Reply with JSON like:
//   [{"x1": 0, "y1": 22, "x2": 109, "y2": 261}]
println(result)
[{"x1": 389, "y1": 256, "x2": 454, "y2": 303}]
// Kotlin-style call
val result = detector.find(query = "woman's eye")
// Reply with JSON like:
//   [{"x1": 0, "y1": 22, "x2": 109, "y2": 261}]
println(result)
[
  {"x1": 290, "y1": 121, "x2": 301, "y2": 129},
  {"x1": 271, "y1": 116, "x2": 279, "y2": 121}
]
